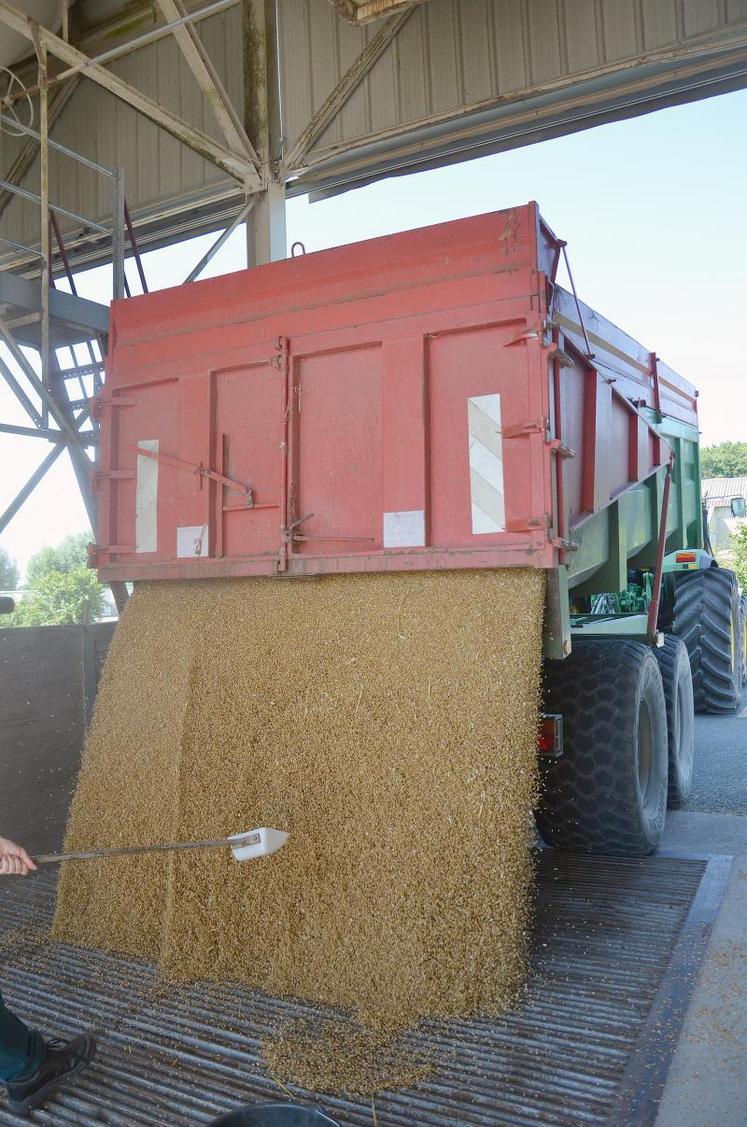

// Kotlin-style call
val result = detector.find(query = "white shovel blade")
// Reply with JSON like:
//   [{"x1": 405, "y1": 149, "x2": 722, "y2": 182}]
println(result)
[{"x1": 229, "y1": 827, "x2": 289, "y2": 862}]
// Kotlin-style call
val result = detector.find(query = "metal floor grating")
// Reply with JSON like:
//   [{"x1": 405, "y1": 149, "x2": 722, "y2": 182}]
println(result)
[{"x1": 0, "y1": 851, "x2": 730, "y2": 1127}]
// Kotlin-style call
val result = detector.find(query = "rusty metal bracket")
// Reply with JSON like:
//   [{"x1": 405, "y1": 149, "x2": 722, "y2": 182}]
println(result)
[
  {"x1": 282, "y1": 511, "x2": 314, "y2": 544},
  {"x1": 504, "y1": 418, "x2": 549, "y2": 439},
  {"x1": 137, "y1": 445, "x2": 257, "y2": 505},
  {"x1": 550, "y1": 345, "x2": 575, "y2": 368},
  {"x1": 91, "y1": 395, "x2": 136, "y2": 420},
  {"x1": 546, "y1": 438, "x2": 576, "y2": 459},
  {"x1": 92, "y1": 469, "x2": 135, "y2": 488},
  {"x1": 503, "y1": 328, "x2": 542, "y2": 347}
]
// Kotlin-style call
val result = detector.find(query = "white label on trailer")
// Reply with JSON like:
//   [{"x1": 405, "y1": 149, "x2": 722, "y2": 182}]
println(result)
[
  {"x1": 383, "y1": 509, "x2": 426, "y2": 548},
  {"x1": 135, "y1": 439, "x2": 159, "y2": 553},
  {"x1": 177, "y1": 524, "x2": 209, "y2": 558},
  {"x1": 468, "y1": 394, "x2": 505, "y2": 534}
]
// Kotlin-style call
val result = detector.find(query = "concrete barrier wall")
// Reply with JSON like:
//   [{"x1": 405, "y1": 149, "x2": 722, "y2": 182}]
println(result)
[{"x1": 0, "y1": 623, "x2": 115, "y2": 853}]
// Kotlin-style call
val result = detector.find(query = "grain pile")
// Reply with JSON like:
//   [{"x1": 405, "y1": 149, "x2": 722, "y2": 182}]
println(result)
[
  {"x1": 53, "y1": 585, "x2": 201, "y2": 956},
  {"x1": 263, "y1": 1017, "x2": 432, "y2": 1096},
  {"x1": 54, "y1": 569, "x2": 544, "y2": 1084}
]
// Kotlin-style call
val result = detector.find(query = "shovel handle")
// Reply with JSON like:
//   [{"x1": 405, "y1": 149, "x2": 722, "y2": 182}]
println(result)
[{"x1": 34, "y1": 834, "x2": 256, "y2": 865}]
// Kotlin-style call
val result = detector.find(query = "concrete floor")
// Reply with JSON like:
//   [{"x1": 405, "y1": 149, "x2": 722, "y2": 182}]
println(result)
[{"x1": 655, "y1": 707, "x2": 747, "y2": 1127}]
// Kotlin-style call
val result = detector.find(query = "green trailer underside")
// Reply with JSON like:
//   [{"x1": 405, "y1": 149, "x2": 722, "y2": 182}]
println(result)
[{"x1": 544, "y1": 412, "x2": 702, "y2": 660}]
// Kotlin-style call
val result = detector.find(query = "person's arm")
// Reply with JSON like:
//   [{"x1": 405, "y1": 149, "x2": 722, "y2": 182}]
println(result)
[{"x1": 0, "y1": 836, "x2": 37, "y2": 876}]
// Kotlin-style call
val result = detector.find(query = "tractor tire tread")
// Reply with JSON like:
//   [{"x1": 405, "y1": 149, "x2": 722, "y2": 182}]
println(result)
[
  {"x1": 673, "y1": 568, "x2": 741, "y2": 714},
  {"x1": 536, "y1": 639, "x2": 667, "y2": 856}
]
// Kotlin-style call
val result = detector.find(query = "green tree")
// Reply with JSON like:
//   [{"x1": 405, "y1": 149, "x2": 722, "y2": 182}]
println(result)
[
  {"x1": 732, "y1": 524, "x2": 747, "y2": 592},
  {"x1": 700, "y1": 442, "x2": 747, "y2": 479},
  {"x1": 11, "y1": 530, "x2": 105, "y2": 628},
  {"x1": 11, "y1": 568, "x2": 104, "y2": 627},
  {"x1": 0, "y1": 546, "x2": 19, "y2": 590},
  {"x1": 25, "y1": 531, "x2": 91, "y2": 586}
]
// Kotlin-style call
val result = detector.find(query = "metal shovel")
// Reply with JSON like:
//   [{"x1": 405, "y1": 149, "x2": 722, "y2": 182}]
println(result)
[{"x1": 33, "y1": 827, "x2": 289, "y2": 866}]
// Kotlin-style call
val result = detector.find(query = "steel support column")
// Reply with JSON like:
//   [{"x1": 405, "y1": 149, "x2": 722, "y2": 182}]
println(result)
[
  {"x1": 243, "y1": 0, "x2": 286, "y2": 265},
  {"x1": 31, "y1": 25, "x2": 51, "y2": 427},
  {"x1": 247, "y1": 183, "x2": 286, "y2": 265}
]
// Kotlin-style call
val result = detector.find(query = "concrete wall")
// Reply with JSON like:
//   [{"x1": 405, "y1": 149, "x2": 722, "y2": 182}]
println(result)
[{"x1": 0, "y1": 623, "x2": 115, "y2": 854}]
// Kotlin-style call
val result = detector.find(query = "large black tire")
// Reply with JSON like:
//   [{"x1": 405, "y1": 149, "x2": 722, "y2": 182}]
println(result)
[
  {"x1": 536, "y1": 639, "x2": 668, "y2": 856},
  {"x1": 654, "y1": 636, "x2": 695, "y2": 808},
  {"x1": 673, "y1": 568, "x2": 742, "y2": 713}
]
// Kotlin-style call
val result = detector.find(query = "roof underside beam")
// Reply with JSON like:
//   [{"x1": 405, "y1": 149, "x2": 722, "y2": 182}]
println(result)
[
  {"x1": 156, "y1": 0, "x2": 260, "y2": 166},
  {"x1": 281, "y1": 7, "x2": 414, "y2": 176},
  {"x1": 0, "y1": 0, "x2": 262, "y2": 190}
]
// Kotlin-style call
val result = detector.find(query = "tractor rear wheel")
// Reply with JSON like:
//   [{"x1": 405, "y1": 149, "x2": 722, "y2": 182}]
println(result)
[
  {"x1": 536, "y1": 639, "x2": 668, "y2": 856},
  {"x1": 673, "y1": 568, "x2": 742, "y2": 713},
  {"x1": 654, "y1": 636, "x2": 695, "y2": 808}
]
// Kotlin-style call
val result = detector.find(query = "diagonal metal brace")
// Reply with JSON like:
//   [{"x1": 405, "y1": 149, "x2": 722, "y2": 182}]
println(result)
[
  {"x1": 281, "y1": 8, "x2": 415, "y2": 174},
  {"x1": 0, "y1": 311, "x2": 85, "y2": 448}
]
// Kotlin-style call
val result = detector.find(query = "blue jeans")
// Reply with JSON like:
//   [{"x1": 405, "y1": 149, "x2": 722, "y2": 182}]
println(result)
[{"x1": 0, "y1": 990, "x2": 44, "y2": 1082}]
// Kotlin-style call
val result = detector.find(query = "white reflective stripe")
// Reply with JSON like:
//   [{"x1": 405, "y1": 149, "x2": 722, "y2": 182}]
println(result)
[
  {"x1": 468, "y1": 394, "x2": 505, "y2": 534},
  {"x1": 471, "y1": 504, "x2": 502, "y2": 534},
  {"x1": 383, "y1": 509, "x2": 425, "y2": 548},
  {"x1": 136, "y1": 439, "x2": 159, "y2": 553}
]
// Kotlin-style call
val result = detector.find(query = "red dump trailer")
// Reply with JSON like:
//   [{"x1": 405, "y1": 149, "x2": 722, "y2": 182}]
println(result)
[{"x1": 93, "y1": 203, "x2": 745, "y2": 856}]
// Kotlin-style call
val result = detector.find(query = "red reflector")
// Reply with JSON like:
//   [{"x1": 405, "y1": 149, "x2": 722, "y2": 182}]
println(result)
[
  {"x1": 538, "y1": 714, "x2": 563, "y2": 758},
  {"x1": 676, "y1": 552, "x2": 697, "y2": 562}
]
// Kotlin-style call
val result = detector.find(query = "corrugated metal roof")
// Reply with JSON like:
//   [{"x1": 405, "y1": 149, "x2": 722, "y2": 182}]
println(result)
[
  {"x1": 702, "y1": 477, "x2": 747, "y2": 502},
  {"x1": 0, "y1": 852, "x2": 730, "y2": 1127},
  {"x1": 2, "y1": 0, "x2": 747, "y2": 265},
  {"x1": 279, "y1": 0, "x2": 747, "y2": 197}
]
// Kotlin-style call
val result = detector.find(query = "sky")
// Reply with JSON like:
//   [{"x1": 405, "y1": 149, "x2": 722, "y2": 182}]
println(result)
[{"x1": 1, "y1": 87, "x2": 746, "y2": 579}]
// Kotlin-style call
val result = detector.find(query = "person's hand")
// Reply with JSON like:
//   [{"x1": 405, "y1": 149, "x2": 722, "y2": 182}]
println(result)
[{"x1": 0, "y1": 836, "x2": 37, "y2": 876}]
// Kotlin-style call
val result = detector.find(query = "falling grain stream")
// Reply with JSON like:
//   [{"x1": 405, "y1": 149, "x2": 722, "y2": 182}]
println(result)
[{"x1": 54, "y1": 569, "x2": 544, "y2": 1093}]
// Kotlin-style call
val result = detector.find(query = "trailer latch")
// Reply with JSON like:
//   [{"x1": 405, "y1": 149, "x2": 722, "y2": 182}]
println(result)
[{"x1": 546, "y1": 438, "x2": 576, "y2": 458}]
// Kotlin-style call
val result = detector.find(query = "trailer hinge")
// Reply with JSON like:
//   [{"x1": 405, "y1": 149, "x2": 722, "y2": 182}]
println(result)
[
  {"x1": 504, "y1": 418, "x2": 548, "y2": 439},
  {"x1": 551, "y1": 346, "x2": 575, "y2": 368},
  {"x1": 87, "y1": 542, "x2": 133, "y2": 566},
  {"x1": 90, "y1": 395, "x2": 136, "y2": 420},
  {"x1": 546, "y1": 438, "x2": 576, "y2": 459},
  {"x1": 552, "y1": 537, "x2": 579, "y2": 552},
  {"x1": 92, "y1": 469, "x2": 135, "y2": 489},
  {"x1": 504, "y1": 328, "x2": 541, "y2": 347},
  {"x1": 506, "y1": 513, "x2": 552, "y2": 531}
]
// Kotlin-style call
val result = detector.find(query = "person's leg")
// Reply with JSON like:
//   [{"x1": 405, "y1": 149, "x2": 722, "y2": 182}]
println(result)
[
  {"x1": 0, "y1": 990, "x2": 96, "y2": 1113},
  {"x1": 0, "y1": 990, "x2": 43, "y2": 1083}
]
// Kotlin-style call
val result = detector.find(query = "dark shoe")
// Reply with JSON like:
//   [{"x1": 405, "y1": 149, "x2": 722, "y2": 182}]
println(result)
[{"x1": 6, "y1": 1033, "x2": 96, "y2": 1113}]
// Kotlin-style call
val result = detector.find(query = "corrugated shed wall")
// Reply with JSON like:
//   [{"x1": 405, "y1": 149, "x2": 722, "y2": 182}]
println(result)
[{"x1": 279, "y1": 0, "x2": 747, "y2": 163}]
